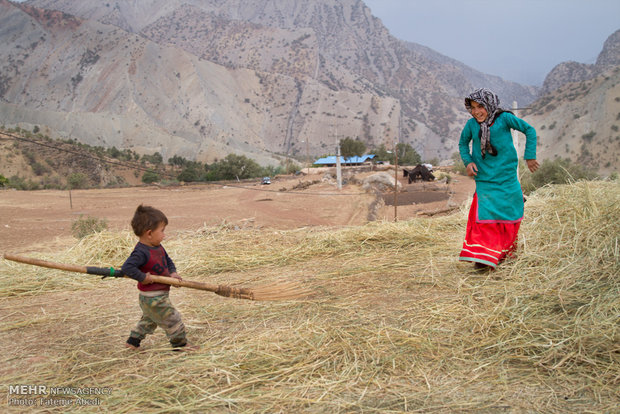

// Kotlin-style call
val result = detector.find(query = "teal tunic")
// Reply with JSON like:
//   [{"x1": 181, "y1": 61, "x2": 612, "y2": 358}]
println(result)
[{"x1": 459, "y1": 112, "x2": 537, "y2": 223}]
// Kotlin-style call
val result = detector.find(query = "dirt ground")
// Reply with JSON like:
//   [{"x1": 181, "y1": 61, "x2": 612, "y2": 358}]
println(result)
[{"x1": 0, "y1": 169, "x2": 475, "y2": 253}]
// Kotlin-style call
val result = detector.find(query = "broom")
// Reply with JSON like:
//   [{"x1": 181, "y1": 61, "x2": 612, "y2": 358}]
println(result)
[{"x1": 3, "y1": 253, "x2": 310, "y2": 301}]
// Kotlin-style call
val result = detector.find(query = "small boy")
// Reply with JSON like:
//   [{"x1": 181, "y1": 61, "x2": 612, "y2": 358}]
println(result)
[{"x1": 122, "y1": 204, "x2": 196, "y2": 351}]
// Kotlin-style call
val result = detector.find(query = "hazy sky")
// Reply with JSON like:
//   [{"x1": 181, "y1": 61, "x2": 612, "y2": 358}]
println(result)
[{"x1": 363, "y1": 0, "x2": 620, "y2": 86}]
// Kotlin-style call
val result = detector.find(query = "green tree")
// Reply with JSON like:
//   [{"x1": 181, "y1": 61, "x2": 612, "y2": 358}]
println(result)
[
  {"x1": 372, "y1": 144, "x2": 392, "y2": 162},
  {"x1": 177, "y1": 166, "x2": 201, "y2": 182},
  {"x1": 261, "y1": 165, "x2": 283, "y2": 177},
  {"x1": 142, "y1": 152, "x2": 163, "y2": 165},
  {"x1": 282, "y1": 160, "x2": 301, "y2": 175},
  {"x1": 396, "y1": 143, "x2": 421, "y2": 166},
  {"x1": 107, "y1": 146, "x2": 121, "y2": 159},
  {"x1": 168, "y1": 155, "x2": 189, "y2": 167},
  {"x1": 141, "y1": 170, "x2": 160, "y2": 184},
  {"x1": 370, "y1": 143, "x2": 420, "y2": 166},
  {"x1": 209, "y1": 154, "x2": 263, "y2": 180},
  {"x1": 340, "y1": 137, "x2": 366, "y2": 160},
  {"x1": 0, "y1": 174, "x2": 8, "y2": 187}
]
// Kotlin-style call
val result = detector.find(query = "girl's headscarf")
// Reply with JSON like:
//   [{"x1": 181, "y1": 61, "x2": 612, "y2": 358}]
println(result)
[{"x1": 465, "y1": 88, "x2": 505, "y2": 158}]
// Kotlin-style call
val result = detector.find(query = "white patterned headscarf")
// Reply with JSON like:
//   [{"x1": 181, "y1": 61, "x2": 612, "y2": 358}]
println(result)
[{"x1": 465, "y1": 88, "x2": 503, "y2": 158}]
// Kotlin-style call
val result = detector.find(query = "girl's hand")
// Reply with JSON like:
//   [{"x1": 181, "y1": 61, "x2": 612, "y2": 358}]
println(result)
[
  {"x1": 526, "y1": 159, "x2": 539, "y2": 172},
  {"x1": 466, "y1": 162, "x2": 478, "y2": 176}
]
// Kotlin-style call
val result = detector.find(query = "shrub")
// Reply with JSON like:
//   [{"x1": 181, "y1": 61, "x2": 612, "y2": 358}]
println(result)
[
  {"x1": 0, "y1": 174, "x2": 7, "y2": 187},
  {"x1": 71, "y1": 215, "x2": 108, "y2": 239},
  {"x1": 68, "y1": 172, "x2": 89, "y2": 189},
  {"x1": 582, "y1": 131, "x2": 596, "y2": 142},
  {"x1": 41, "y1": 176, "x2": 63, "y2": 189},
  {"x1": 451, "y1": 152, "x2": 468, "y2": 175},
  {"x1": 8, "y1": 175, "x2": 40, "y2": 190},
  {"x1": 31, "y1": 162, "x2": 50, "y2": 176},
  {"x1": 521, "y1": 158, "x2": 598, "y2": 194}
]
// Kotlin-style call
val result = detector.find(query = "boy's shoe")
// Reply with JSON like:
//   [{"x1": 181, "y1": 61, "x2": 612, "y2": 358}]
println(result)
[
  {"x1": 172, "y1": 343, "x2": 200, "y2": 352},
  {"x1": 126, "y1": 336, "x2": 141, "y2": 350}
]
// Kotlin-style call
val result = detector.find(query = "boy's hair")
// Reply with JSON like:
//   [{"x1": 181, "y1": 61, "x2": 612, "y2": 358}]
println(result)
[{"x1": 131, "y1": 204, "x2": 168, "y2": 236}]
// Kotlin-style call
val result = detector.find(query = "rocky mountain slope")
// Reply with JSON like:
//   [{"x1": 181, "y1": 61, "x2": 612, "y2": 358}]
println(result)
[
  {"x1": 522, "y1": 30, "x2": 620, "y2": 174},
  {"x1": 0, "y1": 0, "x2": 538, "y2": 166},
  {"x1": 540, "y1": 29, "x2": 620, "y2": 96}
]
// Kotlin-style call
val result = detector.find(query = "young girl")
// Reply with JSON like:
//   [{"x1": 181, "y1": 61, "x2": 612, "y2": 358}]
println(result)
[{"x1": 458, "y1": 88, "x2": 539, "y2": 269}]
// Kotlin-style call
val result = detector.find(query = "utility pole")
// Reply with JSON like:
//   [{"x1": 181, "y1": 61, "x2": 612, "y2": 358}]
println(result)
[
  {"x1": 393, "y1": 141, "x2": 398, "y2": 222},
  {"x1": 306, "y1": 139, "x2": 310, "y2": 175},
  {"x1": 512, "y1": 100, "x2": 520, "y2": 180},
  {"x1": 333, "y1": 126, "x2": 342, "y2": 190},
  {"x1": 394, "y1": 99, "x2": 403, "y2": 222},
  {"x1": 336, "y1": 143, "x2": 342, "y2": 190}
]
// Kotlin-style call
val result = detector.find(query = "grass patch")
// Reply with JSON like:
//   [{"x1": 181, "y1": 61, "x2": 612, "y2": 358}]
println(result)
[{"x1": 71, "y1": 215, "x2": 108, "y2": 239}]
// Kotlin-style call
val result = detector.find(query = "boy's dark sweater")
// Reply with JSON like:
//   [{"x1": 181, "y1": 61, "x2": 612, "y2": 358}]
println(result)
[{"x1": 121, "y1": 242, "x2": 177, "y2": 292}]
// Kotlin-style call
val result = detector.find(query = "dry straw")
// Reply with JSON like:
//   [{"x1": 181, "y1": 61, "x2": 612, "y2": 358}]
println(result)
[{"x1": 0, "y1": 180, "x2": 617, "y2": 412}]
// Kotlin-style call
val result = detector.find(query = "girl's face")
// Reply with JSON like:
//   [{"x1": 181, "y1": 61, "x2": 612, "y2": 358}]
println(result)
[{"x1": 470, "y1": 101, "x2": 488, "y2": 123}]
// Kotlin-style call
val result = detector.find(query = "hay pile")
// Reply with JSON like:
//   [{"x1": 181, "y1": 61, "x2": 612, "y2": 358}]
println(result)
[{"x1": 1, "y1": 181, "x2": 618, "y2": 412}]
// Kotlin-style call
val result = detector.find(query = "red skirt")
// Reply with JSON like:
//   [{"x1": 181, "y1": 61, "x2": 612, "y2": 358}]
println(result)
[{"x1": 459, "y1": 193, "x2": 521, "y2": 268}]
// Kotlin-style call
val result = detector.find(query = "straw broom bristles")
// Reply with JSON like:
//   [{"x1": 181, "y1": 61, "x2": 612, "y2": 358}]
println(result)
[{"x1": 0, "y1": 180, "x2": 617, "y2": 412}]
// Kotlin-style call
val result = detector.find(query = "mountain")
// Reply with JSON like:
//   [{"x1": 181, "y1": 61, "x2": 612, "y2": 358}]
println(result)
[
  {"x1": 540, "y1": 29, "x2": 620, "y2": 96},
  {"x1": 522, "y1": 30, "x2": 620, "y2": 174},
  {"x1": 2, "y1": 0, "x2": 537, "y2": 165}
]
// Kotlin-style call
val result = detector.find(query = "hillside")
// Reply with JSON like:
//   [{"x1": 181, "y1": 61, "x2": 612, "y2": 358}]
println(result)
[
  {"x1": 0, "y1": 128, "x2": 164, "y2": 189},
  {"x1": 1, "y1": 0, "x2": 536, "y2": 165},
  {"x1": 522, "y1": 30, "x2": 620, "y2": 174}
]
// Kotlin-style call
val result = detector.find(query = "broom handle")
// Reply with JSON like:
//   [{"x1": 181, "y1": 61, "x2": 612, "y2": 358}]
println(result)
[
  {"x1": 4, "y1": 253, "x2": 87, "y2": 273},
  {"x1": 148, "y1": 274, "x2": 220, "y2": 292},
  {"x1": 2, "y1": 253, "x2": 221, "y2": 293}
]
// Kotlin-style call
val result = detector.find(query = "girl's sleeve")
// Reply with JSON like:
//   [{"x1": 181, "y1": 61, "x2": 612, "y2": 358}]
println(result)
[
  {"x1": 505, "y1": 113, "x2": 537, "y2": 160},
  {"x1": 459, "y1": 122, "x2": 474, "y2": 166}
]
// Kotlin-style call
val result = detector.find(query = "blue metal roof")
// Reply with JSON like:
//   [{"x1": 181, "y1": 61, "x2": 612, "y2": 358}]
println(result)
[{"x1": 313, "y1": 154, "x2": 376, "y2": 165}]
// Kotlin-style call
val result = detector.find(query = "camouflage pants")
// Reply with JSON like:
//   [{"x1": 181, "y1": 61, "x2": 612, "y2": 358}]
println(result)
[{"x1": 129, "y1": 293, "x2": 186, "y2": 347}]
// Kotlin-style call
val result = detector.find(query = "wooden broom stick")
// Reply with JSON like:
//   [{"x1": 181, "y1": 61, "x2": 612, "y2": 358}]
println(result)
[{"x1": 3, "y1": 253, "x2": 309, "y2": 301}]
